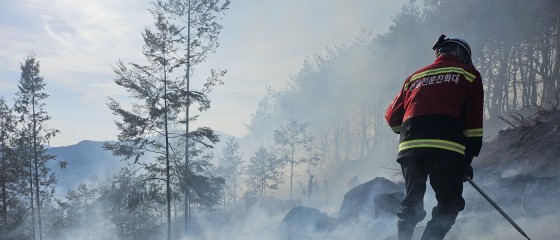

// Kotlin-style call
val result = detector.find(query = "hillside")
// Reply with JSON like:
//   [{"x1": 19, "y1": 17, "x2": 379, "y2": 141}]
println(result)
[
  {"x1": 459, "y1": 107, "x2": 560, "y2": 239},
  {"x1": 475, "y1": 107, "x2": 560, "y2": 178}
]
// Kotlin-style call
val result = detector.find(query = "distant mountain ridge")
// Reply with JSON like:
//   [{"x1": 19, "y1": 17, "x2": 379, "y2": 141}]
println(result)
[
  {"x1": 46, "y1": 131, "x2": 237, "y2": 198},
  {"x1": 47, "y1": 140, "x2": 124, "y2": 198}
]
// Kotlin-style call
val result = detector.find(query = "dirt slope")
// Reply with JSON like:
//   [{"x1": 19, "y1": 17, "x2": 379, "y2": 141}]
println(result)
[{"x1": 475, "y1": 108, "x2": 560, "y2": 178}]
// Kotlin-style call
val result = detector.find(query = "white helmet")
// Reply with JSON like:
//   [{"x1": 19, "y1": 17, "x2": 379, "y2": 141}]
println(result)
[{"x1": 432, "y1": 34, "x2": 472, "y2": 65}]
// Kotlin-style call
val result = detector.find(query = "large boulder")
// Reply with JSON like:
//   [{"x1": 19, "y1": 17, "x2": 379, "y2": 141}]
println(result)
[
  {"x1": 339, "y1": 177, "x2": 403, "y2": 222},
  {"x1": 277, "y1": 206, "x2": 337, "y2": 240},
  {"x1": 277, "y1": 177, "x2": 404, "y2": 239}
]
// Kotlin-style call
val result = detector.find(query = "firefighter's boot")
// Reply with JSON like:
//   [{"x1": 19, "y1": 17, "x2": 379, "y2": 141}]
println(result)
[
  {"x1": 420, "y1": 220, "x2": 451, "y2": 240},
  {"x1": 397, "y1": 219, "x2": 416, "y2": 240}
]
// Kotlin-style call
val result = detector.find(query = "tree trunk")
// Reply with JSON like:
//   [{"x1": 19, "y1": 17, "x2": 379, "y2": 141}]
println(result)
[
  {"x1": 551, "y1": 12, "x2": 560, "y2": 104},
  {"x1": 29, "y1": 155, "x2": 35, "y2": 239},
  {"x1": 360, "y1": 108, "x2": 368, "y2": 159},
  {"x1": 333, "y1": 118, "x2": 341, "y2": 165},
  {"x1": 184, "y1": 0, "x2": 192, "y2": 236},
  {"x1": 1, "y1": 139, "x2": 6, "y2": 238},
  {"x1": 32, "y1": 98, "x2": 43, "y2": 240},
  {"x1": 290, "y1": 148, "x2": 294, "y2": 200},
  {"x1": 540, "y1": 35, "x2": 554, "y2": 106},
  {"x1": 163, "y1": 49, "x2": 172, "y2": 240}
]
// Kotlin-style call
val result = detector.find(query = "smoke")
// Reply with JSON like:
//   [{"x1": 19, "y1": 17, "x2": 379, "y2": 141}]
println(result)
[
  {"x1": 5, "y1": 0, "x2": 559, "y2": 239},
  {"x1": 13, "y1": 159, "x2": 558, "y2": 240},
  {"x1": 52, "y1": 226, "x2": 120, "y2": 240},
  {"x1": 161, "y1": 199, "x2": 295, "y2": 240},
  {"x1": 449, "y1": 211, "x2": 559, "y2": 239}
]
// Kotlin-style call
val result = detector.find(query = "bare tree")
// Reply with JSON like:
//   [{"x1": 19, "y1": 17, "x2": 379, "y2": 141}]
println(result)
[{"x1": 273, "y1": 118, "x2": 315, "y2": 200}]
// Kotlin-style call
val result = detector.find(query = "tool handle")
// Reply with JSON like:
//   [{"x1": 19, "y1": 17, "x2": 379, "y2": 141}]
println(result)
[{"x1": 465, "y1": 177, "x2": 531, "y2": 240}]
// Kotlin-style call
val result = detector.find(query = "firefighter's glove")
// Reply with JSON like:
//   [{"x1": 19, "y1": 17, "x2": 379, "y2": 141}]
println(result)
[
  {"x1": 462, "y1": 155, "x2": 474, "y2": 182},
  {"x1": 463, "y1": 164, "x2": 473, "y2": 182}
]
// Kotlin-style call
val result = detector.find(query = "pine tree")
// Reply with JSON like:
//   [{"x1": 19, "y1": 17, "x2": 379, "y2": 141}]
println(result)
[
  {"x1": 14, "y1": 54, "x2": 59, "y2": 240},
  {"x1": 97, "y1": 165, "x2": 161, "y2": 240},
  {"x1": 104, "y1": 2, "x2": 185, "y2": 238},
  {"x1": 106, "y1": 1, "x2": 229, "y2": 238},
  {"x1": 159, "y1": 0, "x2": 229, "y2": 233},
  {"x1": 0, "y1": 97, "x2": 16, "y2": 237},
  {"x1": 218, "y1": 137, "x2": 243, "y2": 211},
  {"x1": 244, "y1": 146, "x2": 283, "y2": 199}
]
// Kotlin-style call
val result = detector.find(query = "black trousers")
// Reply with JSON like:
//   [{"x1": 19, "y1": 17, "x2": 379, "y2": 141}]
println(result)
[{"x1": 397, "y1": 150, "x2": 466, "y2": 229}]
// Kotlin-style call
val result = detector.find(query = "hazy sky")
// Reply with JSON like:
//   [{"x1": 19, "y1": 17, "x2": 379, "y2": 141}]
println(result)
[{"x1": 0, "y1": 0, "x2": 407, "y2": 147}]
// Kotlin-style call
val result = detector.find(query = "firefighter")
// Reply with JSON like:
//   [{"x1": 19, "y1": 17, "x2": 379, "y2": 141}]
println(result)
[
  {"x1": 308, "y1": 174, "x2": 316, "y2": 198},
  {"x1": 385, "y1": 34, "x2": 483, "y2": 240}
]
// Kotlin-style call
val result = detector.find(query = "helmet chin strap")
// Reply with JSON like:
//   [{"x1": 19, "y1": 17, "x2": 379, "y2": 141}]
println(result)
[{"x1": 457, "y1": 46, "x2": 473, "y2": 66}]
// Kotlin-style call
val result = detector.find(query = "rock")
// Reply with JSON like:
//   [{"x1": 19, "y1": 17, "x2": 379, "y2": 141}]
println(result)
[
  {"x1": 339, "y1": 177, "x2": 403, "y2": 221},
  {"x1": 277, "y1": 206, "x2": 337, "y2": 240},
  {"x1": 277, "y1": 177, "x2": 404, "y2": 239},
  {"x1": 373, "y1": 191, "x2": 405, "y2": 218}
]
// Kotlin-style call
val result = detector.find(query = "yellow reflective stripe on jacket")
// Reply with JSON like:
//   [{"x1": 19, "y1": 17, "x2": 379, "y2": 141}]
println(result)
[
  {"x1": 411, "y1": 67, "x2": 476, "y2": 82},
  {"x1": 405, "y1": 67, "x2": 476, "y2": 90},
  {"x1": 391, "y1": 125, "x2": 402, "y2": 133},
  {"x1": 399, "y1": 139, "x2": 466, "y2": 155},
  {"x1": 463, "y1": 128, "x2": 483, "y2": 137}
]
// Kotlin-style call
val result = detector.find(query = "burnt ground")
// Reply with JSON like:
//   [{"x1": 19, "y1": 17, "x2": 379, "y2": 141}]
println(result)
[
  {"x1": 476, "y1": 107, "x2": 560, "y2": 179},
  {"x1": 453, "y1": 107, "x2": 560, "y2": 239},
  {"x1": 470, "y1": 108, "x2": 560, "y2": 218}
]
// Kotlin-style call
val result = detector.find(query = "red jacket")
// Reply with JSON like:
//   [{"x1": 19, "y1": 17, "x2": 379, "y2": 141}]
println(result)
[{"x1": 385, "y1": 55, "x2": 483, "y2": 158}]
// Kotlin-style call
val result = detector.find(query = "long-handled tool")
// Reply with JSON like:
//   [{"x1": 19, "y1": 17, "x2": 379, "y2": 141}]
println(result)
[{"x1": 465, "y1": 177, "x2": 532, "y2": 240}]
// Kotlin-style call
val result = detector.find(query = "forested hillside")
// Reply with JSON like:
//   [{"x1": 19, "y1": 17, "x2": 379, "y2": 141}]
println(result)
[{"x1": 244, "y1": 0, "x2": 560, "y2": 172}]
